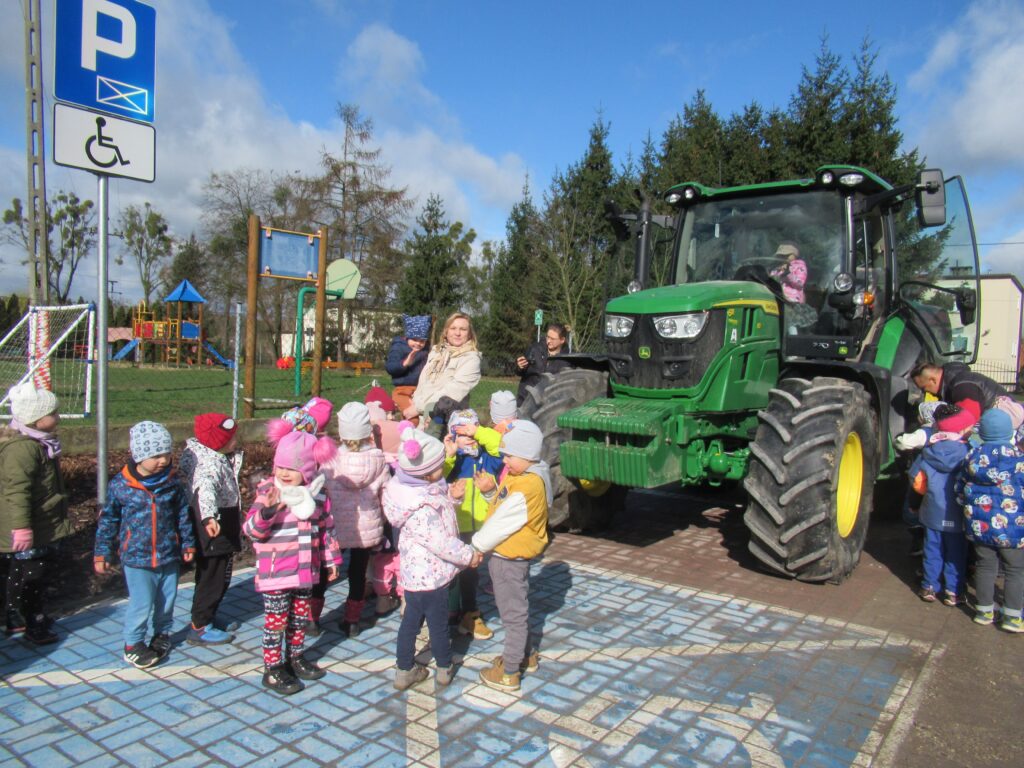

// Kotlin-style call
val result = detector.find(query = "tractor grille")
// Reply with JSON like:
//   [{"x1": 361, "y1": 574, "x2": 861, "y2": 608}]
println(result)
[{"x1": 606, "y1": 310, "x2": 726, "y2": 390}]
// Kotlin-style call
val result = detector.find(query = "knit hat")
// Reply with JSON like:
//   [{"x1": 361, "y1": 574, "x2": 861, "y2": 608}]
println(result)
[
  {"x1": 364, "y1": 385, "x2": 396, "y2": 413},
  {"x1": 274, "y1": 430, "x2": 336, "y2": 483},
  {"x1": 7, "y1": 382, "x2": 58, "y2": 425},
  {"x1": 448, "y1": 408, "x2": 480, "y2": 433},
  {"x1": 403, "y1": 314, "x2": 431, "y2": 340},
  {"x1": 130, "y1": 421, "x2": 173, "y2": 462},
  {"x1": 499, "y1": 419, "x2": 543, "y2": 462},
  {"x1": 918, "y1": 400, "x2": 944, "y2": 427},
  {"x1": 194, "y1": 412, "x2": 237, "y2": 451},
  {"x1": 489, "y1": 390, "x2": 517, "y2": 423},
  {"x1": 934, "y1": 403, "x2": 976, "y2": 434},
  {"x1": 338, "y1": 402, "x2": 372, "y2": 441},
  {"x1": 303, "y1": 397, "x2": 334, "y2": 431},
  {"x1": 397, "y1": 426, "x2": 445, "y2": 476},
  {"x1": 978, "y1": 409, "x2": 1014, "y2": 443}
]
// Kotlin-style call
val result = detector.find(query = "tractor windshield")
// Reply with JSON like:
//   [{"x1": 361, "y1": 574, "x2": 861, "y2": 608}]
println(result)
[{"x1": 671, "y1": 190, "x2": 847, "y2": 335}]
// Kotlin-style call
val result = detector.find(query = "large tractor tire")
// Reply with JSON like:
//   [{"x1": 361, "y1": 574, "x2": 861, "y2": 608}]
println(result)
[
  {"x1": 519, "y1": 369, "x2": 625, "y2": 531},
  {"x1": 743, "y1": 376, "x2": 879, "y2": 583}
]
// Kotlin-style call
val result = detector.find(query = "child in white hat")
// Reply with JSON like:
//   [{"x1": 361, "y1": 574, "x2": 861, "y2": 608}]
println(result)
[
  {"x1": 320, "y1": 402, "x2": 390, "y2": 636},
  {"x1": 1, "y1": 383, "x2": 72, "y2": 644},
  {"x1": 382, "y1": 426, "x2": 481, "y2": 690},
  {"x1": 471, "y1": 419, "x2": 551, "y2": 693}
]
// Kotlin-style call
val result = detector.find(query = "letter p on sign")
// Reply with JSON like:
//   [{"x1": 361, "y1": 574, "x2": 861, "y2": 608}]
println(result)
[{"x1": 81, "y1": 0, "x2": 137, "y2": 70}]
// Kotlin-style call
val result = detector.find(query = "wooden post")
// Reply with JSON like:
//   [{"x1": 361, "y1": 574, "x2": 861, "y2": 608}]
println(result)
[
  {"x1": 244, "y1": 215, "x2": 260, "y2": 418},
  {"x1": 311, "y1": 226, "x2": 328, "y2": 397},
  {"x1": 176, "y1": 300, "x2": 183, "y2": 367}
]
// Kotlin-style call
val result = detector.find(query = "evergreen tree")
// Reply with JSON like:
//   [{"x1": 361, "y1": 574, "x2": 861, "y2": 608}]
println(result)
[
  {"x1": 786, "y1": 38, "x2": 849, "y2": 174},
  {"x1": 657, "y1": 91, "x2": 725, "y2": 189},
  {"x1": 398, "y1": 195, "x2": 476, "y2": 322},
  {"x1": 165, "y1": 234, "x2": 206, "y2": 294}
]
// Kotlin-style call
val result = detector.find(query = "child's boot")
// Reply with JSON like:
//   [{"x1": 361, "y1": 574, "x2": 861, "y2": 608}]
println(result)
[
  {"x1": 1001, "y1": 614, "x2": 1024, "y2": 633},
  {"x1": 436, "y1": 665, "x2": 455, "y2": 686},
  {"x1": 394, "y1": 665, "x2": 429, "y2": 690},
  {"x1": 339, "y1": 599, "x2": 364, "y2": 638},
  {"x1": 290, "y1": 653, "x2": 326, "y2": 680},
  {"x1": 479, "y1": 657, "x2": 521, "y2": 692},
  {"x1": 262, "y1": 664, "x2": 303, "y2": 695},
  {"x1": 376, "y1": 594, "x2": 399, "y2": 615},
  {"x1": 307, "y1": 597, "x2": 325, "y2": 637},
  {"x1": 458, "y1": 610, "x2": 493, "y2": 640}
]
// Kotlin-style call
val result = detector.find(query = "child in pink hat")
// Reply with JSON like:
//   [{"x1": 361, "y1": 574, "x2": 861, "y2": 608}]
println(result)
[{"x1": 243, "y1": 427, "x2": 342, "y2": 695}]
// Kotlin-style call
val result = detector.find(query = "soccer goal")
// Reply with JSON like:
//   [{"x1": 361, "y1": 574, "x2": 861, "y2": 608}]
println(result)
[{"x1": 0, "y1": 304, "x2": 96, "y2": 419}]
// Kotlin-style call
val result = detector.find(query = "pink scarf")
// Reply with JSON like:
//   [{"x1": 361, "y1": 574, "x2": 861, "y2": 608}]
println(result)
[{"x1": 11, "y1": 418, "x2": 62, "y2": 459}]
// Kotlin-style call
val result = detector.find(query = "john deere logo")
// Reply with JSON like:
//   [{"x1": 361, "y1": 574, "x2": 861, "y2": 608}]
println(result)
[{"x1": 638, "y1": 346, "x2": 651, "y2": 359}]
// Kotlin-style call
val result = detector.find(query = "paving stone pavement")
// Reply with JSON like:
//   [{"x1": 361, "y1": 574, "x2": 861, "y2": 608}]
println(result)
[{"x1": 0, "y1": 554, "x2": 935, "y2": 768}]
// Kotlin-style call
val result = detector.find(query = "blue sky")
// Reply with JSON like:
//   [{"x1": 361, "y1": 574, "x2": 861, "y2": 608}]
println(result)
[{"x1": 1, "y1": 0, "x2": 1022, "y2": 301}]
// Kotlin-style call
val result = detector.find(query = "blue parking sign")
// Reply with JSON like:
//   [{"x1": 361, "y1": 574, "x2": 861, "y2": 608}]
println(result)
[{"x1": 54, "y1": 0, "x2": 156, "y2": 123}]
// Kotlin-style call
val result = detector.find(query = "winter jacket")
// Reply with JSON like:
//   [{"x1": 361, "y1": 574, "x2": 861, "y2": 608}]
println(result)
[
  {"x1": 386, "y1": 337, "x2": 428, "y2": 387},
  {"x1": 243, "y1": 477, "x2": 342, "y2": 593},
  {"x1": 178, "y1": 437, "x2": 243, "y2": 556},
  {"x1": 412, "y1": 346, "x2": 482, "y2": 416},
  {"x1": 444, "y1": 446, "x2": 505, "y2": 533},
  {"x1": 939, "y1": 362, "x2": 1007, "y2": 420},
  {"x1": 473, "y1": 463, "x2": 550, "y2": 559},
  {"x1": 957, "y1": 441, "x2": 1024, "y2": 548},
  {"x1": 517, "y1": 341, "x2": 571, "y2": 403},
  {"x1": 381, "y1": 475, "x2": 474, "y2": 592},
  {"x1": 322, "y1": 446, "x2": 389, "y2": 549},
  {"x1": 909, "y1": 436, "x2": 969, "y2": 532},
  {"x1": 95, "y1": 465, "x2": 196, "y2": 568},
  {"x1": 0, "y1": 427, "x2": 72, "y2": 552}
]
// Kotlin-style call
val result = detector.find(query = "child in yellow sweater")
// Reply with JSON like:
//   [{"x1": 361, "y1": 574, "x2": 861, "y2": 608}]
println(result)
[{"x1": 471, "y1": 420, "x2": 549, "y2": 692}]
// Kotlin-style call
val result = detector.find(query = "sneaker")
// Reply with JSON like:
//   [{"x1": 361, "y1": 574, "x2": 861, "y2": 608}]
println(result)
[
  {"x1": 394, "y1": 665, "x2": 429, "y2": 691},
  {"x1": 436, "y1": 665, "x2": 455, "y2": 687},
  {"x1": 942, "y1": 591, "x2": 962, "y2": 608},
  {"x1": 290, "y1": 654, "x2": 326, "y2": 680},
  {"x1": 149, "y1": 633, "x2": 171, "y2": 660},
  {"x1": 458, "y1": 611, "x2": 494, "y2": 640},
  {"x1": 124, "y1": 643, "x2": 159, "y2": 669},
  {"x1": 973, "y1": 609, "x2": 995, "y2": 626},
  {"x1": 376, "y1": 595, "x2": 400, "y2": 615},
  {"x1": 1001, "y1": 616, "x2": 1024, "y2": 634},
  {"x1": 492, "y1": 652, "x2": 540, "y2": 674},
  {"x1": 214, "y1": 619, "x2": 241, "y2": 632},
  {"x1": 918, "y1": 587, "x2": 937, "y2": 603},
  {"x1": 187, "y1": 625, "x2": 234, "y2": 645},
  {"x1": 262, "y1": 664, "x2": 303, "y2": 695},
  {"x1": 479, "y1": 658, "x2": 521, "y2": 692}
]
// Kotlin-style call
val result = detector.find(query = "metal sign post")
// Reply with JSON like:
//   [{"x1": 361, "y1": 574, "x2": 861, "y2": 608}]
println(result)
[{"x1": 96, "y1": 175, "x2": 109, "y2": 503}]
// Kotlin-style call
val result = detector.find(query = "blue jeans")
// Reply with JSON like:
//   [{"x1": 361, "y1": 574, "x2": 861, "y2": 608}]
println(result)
[
  {"x1": 123, "y1": 563, "x2": 180, "y2": 647},
  {"x1": 921, "y1": 528, "x2": 966, "y2": 595},
  {"x1": 397, "y1": 584, "x2": 451, "y2": 670}
]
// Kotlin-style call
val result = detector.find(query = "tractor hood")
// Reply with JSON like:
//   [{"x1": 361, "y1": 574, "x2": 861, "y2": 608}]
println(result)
[{"x1": 605, "y1": 280, "x2": 780, "y2": 316}]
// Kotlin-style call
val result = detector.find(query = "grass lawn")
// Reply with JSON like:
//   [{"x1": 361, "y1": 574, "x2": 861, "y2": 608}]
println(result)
[{"x1": 77, "y1": 363, "x2": 516, "y2": 427}]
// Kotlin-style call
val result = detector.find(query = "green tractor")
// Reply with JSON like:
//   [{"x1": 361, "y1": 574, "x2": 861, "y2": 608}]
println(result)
[{"x1": 521, "y1": 166, "x2": 981, "y2": 582}]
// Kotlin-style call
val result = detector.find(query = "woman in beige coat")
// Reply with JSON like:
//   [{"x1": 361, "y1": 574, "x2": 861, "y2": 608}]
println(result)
[{"x1": 403, "y1": 313, "x2": 482, "y2": 432}]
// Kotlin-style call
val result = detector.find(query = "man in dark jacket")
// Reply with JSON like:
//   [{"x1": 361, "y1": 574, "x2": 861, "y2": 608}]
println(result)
[
  {"x1": 911, "y1": 362, "x2": 1007, "y2": 421},
  {"x1": 516, "y1": 323, "x2": 571, "y2": 405}
]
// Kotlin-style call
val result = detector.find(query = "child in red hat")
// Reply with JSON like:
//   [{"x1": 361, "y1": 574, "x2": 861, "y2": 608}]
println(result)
[{"x1": 178, "y1": 413, "x2": 243, "y2": 646}]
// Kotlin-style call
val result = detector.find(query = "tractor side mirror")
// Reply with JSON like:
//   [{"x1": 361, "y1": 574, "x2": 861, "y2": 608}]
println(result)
[
  {"x1": 916, "y1": 169, "x2": 946, "y2": 227},
  {"x1": 604, "y1": 200, "x2": 632, "y2": 241},
  {"x1": 956, "y1": 287, "x2": 977, "y2": 326}
]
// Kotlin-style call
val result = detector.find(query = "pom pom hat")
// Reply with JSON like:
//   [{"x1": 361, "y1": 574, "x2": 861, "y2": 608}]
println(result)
[
  {"x1": 7, "y1": 383, "x2": 58, "y2": 425},
  {"x1": 934, "y1": 403, "x2": 976, "y2": 434},
  {"x1": 194, "y1": 412, "x2": 237, "y2": 451},
  {"x1": 364, "y1": 385, "x2": 396, "y2": 413},
  {"x1": 272, "y1": 429, "x2": 336, "y2": 483},
  {"x1": 398, "y1": 426, "x2": 445, "y2": 476},
  {"x1": 130, "y1": 421, "x2": 173, "y2": 463},
  {"x1": 338, "y1": 402, "x2": 372, "y2": 441}
]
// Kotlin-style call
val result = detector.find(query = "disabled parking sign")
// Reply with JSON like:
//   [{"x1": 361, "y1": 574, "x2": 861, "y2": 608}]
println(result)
[
  {"x1": 54, "y1": 0, "x2": 156, "y2": 123},
  {"x1": 53, "y1": 102, "x2": 155, "y2": 181}
]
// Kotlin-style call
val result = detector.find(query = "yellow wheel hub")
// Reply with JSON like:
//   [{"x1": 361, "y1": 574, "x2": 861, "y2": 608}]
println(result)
[
  {"x1": 836, "y1": 432, "x2": 864, "y2": 538},
  {"x1": 579, "y1": 478, "x2": 611, "y2": 497}
]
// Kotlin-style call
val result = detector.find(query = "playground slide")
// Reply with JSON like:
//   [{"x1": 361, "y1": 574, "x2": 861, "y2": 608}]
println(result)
[
  {"x1": 203, "y1": 341, "x2": 235, "y2": 369},
  {"x1": 111, "y1": 338, "x2": 139, "y2": 361}
]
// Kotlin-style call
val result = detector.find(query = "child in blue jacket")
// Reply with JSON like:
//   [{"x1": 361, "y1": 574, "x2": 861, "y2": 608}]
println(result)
[
  {"x1": 957, "y1": 409, "x2": 1024, "y2": 632},
  {"x1": 908, "y1": 404, "x2": 971, "y2": 606},
  {"x1": 94, "y1": 422, "x2": 195, "y2": 668}
]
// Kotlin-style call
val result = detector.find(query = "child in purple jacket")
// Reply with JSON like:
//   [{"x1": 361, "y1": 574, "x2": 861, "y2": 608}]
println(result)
[
  {"x1": 244, "y1": 429, "x2": 342, "y2": 695},
  {"x1": 382, "y1": 426, "x2": 481, "y2": 691}
]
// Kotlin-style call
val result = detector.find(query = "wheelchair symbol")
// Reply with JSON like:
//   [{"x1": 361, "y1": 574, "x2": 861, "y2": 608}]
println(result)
[{"x1": 85, "y1": 117, "x2": 130, "y2": 169}]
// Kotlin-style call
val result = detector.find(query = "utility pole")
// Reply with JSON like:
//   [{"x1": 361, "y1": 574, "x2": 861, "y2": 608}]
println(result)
[{"x1": 23, "y1": 0, "x2": 50, "y2": 304}]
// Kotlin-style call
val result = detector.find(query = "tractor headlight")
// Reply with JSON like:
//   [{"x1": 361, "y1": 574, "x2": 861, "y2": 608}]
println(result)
[
  {"x1": 605, "y1": 314, "x2": 635, "y2": 338},
  {"x1": 652, "y1": 312, "x2": 708, "y2": 339}
]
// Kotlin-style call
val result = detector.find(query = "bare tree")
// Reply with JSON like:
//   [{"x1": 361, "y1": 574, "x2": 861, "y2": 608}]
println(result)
[{"x1": 117, "y1": 203, "x2": 173, "y2": 306}]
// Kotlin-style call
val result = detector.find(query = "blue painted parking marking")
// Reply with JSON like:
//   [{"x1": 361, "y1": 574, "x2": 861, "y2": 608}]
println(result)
[{"x1": 0, "y1": 560, "x2": 932, "y2": 766}]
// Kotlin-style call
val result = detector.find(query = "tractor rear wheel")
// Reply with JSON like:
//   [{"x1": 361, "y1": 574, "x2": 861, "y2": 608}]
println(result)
[
  {"x1": 519, "y1": 369, "x2": 622, "y2": 530},
  {"x1": 743, "y1": 376, "x2": 879, "y2": 583}
]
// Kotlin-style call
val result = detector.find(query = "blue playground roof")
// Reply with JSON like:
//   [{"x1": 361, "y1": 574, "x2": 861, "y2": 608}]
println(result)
[{"x1": 164, "y1": 279, "x2": 206, "y2": 304}]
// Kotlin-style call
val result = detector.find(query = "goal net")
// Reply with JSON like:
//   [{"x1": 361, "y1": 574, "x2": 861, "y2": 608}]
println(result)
[{"x1": 0, "y1": 304, "x2": 96, "y2": 419}]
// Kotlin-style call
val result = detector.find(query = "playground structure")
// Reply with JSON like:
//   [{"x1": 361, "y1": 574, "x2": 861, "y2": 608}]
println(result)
[{"x1": 113, "y1": 279, "x2": 234, "y2": 369}]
